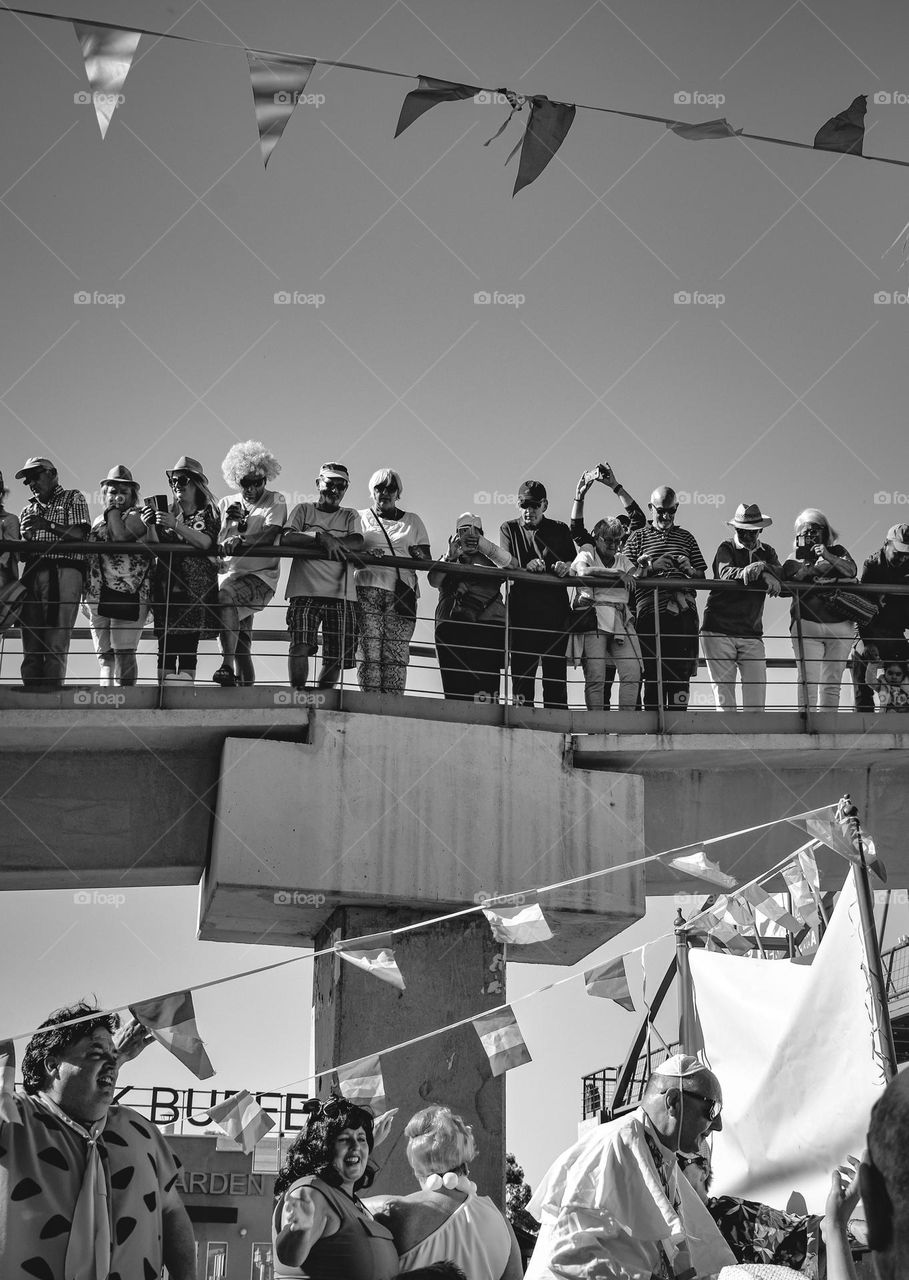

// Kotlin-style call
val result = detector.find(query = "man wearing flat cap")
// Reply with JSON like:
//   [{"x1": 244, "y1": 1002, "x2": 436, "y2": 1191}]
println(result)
[
  {"x1": 16, "y1": 457, "x2": 90, "y2": 690},
  {"x1": 700, "y1": 503, "x2": 782, "y2": 713},
  {"x1": 500, "y1": 480, "x2": 576, "y2": 708},
  {"x1": 526, "y1": 1054, "x2": 734, "y2": 1279},
  {"x1": 850, "y1": 523, "x2": 909, "y2": 712}
]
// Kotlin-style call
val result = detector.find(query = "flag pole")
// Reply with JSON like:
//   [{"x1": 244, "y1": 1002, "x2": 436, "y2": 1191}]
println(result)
[
  {"x1": 839, "y1": 796, "x2": 898, "y2": 1080},
  {"x1": 674, "y1": 908, "x2": 703, "y2": 1056}
]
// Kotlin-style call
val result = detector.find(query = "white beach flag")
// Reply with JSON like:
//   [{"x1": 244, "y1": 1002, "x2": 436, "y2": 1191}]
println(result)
[
  {"x1": 208, "y1": 1090, "x2": 275, "y2": 1153},
  {"x1": 690, "y1": 869, "x2": 887, "y2": 1212}
]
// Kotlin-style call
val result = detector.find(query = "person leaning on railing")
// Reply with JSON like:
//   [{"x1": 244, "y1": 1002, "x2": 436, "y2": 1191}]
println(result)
[
  {"x1": 355, "y1": 468, "x2": 431, "y2": 695},
  {"x1": 780, "y1": 508, "x2": 857, "y2": 712},
  {"x1": 850, "y1": 523, "x2": 909, "y2": 712},
  {"x1": 0, "y1": 470, "x2": 20, "y2": 591},
  {"x1": 428, "y1": 512, "x2": 517, "y2": 703}
]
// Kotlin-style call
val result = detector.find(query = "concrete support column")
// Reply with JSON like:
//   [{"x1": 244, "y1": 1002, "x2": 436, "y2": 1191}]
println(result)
[{"x1": 313, "y1": 906, "x2": 506, "y2": 1204}]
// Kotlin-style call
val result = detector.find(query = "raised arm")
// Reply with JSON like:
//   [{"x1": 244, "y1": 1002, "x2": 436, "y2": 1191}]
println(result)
[{"x1": 275, "y1": 1183, "x2": 337, "y2": 1268}]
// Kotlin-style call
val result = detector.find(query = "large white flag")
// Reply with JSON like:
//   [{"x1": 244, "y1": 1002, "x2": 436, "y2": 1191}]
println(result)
[{"x1": 689, "y1": 869, "x2": 887, "y2": 1213}]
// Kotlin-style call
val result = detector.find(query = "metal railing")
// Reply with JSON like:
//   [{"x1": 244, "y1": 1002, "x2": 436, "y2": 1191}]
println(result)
[
  {"x1": 2, "y1": 539, "x2": 907, "y2": 730},
  {"x1": 581, "y1": 1042, "x2": 682, "y2": 1121}
]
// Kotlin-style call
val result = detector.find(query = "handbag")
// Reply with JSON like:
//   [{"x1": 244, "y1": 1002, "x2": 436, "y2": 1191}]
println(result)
[
  {"x1": 97, "y1": 581, "x2": 142, "y2": 621},
  {"x1": 373, "y1": 511, "x2": 419, "y2": 619},
  {"x1": 566, "y1": 603, "x2": 598, "y2": 634},
  {"x1": 827, "y1": 587, "x2": 879, "y2": 626},
  {"x1": 0, "y1": 578, "x2": 26, "y2": 632}
]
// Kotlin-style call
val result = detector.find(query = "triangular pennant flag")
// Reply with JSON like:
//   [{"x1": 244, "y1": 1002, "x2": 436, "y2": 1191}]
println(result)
[
  {"x1": 0, "y1": 1040, "x2": 18, "y2": 1124},
  {"x1": 782, "y1": 860, "x2": 821, "y2": 929},
  {"x1": 739, "y1": 884, "x2": 802, "y2": 934},
  {"x1": 707, "y1": 918, "x2": 753, "y2": 955},
  {"x1": 246, "y1": 52, "x2": 317, "y2": 167},
  {"x1": 73, "y1": 23, "x2": 141, "y2": 139},
  {"x1": 208, "y1": 1090, "x2": 275, "y2": 1153},
  {"x1": 482, "y1": 903, "x2": 553, "y2": 944},
  {"x1": 584, "y1": 956, "x2": 635, "y2": 1011},
  {"x1": 472, "y1": 1005, "x2": 532, "y2": 1076},
  {"x1": 667, "y1": 118, "x2": 743, "y2": 140},
  {"x1": 395, "y1": 76, "x2": 479, "y2": 137},
  {"x1": 513, "y1": 96, "x2": 576, "y2": 195},
  {"x1": 806, "y1": 810, "x2": 880, "y2": 876},
  {"x1": 337, "y1": 1053, "x2": 388, "y2": 1115},
  {"x1": 725, "y1": 897, "x2": 753, "y2": 929},
  {"x1": 666, "y1": 850, "x2": 738, "y2": 888},
  {"x1": 337, "y1": 945, "x2": 406, "y2": 990},
  {"x1": 814, "y1": 95, "x2": 866, "y2": 155},
  {"x1": 130, "y1": 991, "x2": 215, "y2": 1080}
]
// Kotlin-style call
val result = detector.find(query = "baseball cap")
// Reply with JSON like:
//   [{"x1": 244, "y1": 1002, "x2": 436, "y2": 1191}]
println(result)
[
  {"x1": 319, "y1": 463, "x2": 350, "y2": 482},
  {"x1": 15, "y1": 457, "x2": 55, "y2": 480},
  {"x1": 518, "y1": 480, "x2": 547, "y2": 504},
  {"x1": 456, "y1": 512, "x2": 483, "y2": 531},
  {"x1": 887, "y1": 524, "x2": 909, "y2": 553}
]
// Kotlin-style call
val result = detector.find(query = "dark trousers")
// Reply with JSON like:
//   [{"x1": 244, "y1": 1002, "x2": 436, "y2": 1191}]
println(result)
[
  {"x1": 508, "y1": 615, "x2": 568, "y2": 709},
  {"x1": 20, "y1": 565, "x2": 83, "y2": 689},
  {"x1": 636, "y1": 608, "x2": 698, "y2": 710},
  {"x1": 851, "y1": 635, "x2": 909, "y2": 711},
  {"x1": 158, "y1": 632, "x2": 201, "y2": 674},
  {"x1": 435, "y1": 617, "x2": 504, "y2": 702}
]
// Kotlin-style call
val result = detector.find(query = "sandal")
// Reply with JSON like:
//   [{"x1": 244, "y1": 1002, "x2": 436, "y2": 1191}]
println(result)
[{"x1": 212, "y1": 665, "x2": 237, "y2": 687}]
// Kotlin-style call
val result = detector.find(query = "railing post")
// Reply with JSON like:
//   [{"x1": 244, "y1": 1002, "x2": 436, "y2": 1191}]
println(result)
[
  {"x1": 793, "y1": 590, "x2": 810, "y2": 730},
  {"x1": 653, "y1": 587, "x2": 665, "y2": 735},
  {"x1": 503, "y1": 576, "x2": 512, "y2": 729}
]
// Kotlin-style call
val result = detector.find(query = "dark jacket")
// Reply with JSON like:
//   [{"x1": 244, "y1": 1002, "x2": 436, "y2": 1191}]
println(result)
[
  {"x1": 702, "y1": 539, "x2": 781, "y2": 638},
  {"x1": 858, "y1": 548, "x2": 909, "y2": 639},
  {"x1": 500, "y1": 516, "x2": 576, "y2": 620}
]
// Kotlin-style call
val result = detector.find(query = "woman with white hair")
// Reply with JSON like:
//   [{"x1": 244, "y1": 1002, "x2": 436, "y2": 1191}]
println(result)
[
  {"x1": 368, "y1": 1105, "x2": 522, "y2": 1280},
  {"x1": 781, "y1": 508, "x2": 857, "y2": 711},
  {"x1": 355, "y1": 469, "x2": 431, "y2": 694},
  {"x1": 213, "y1": 440, "x2": 285, "y2": 687}
]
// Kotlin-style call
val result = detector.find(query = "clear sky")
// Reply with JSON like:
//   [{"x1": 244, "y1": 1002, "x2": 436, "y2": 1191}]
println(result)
[{"x1": 2, "y1": 0, "x2": 908, "y2": 1187}]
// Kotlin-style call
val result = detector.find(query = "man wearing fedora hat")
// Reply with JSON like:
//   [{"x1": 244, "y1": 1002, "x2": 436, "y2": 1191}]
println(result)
[
  {"x1": 700, "y1": 502, "x2": 782, "y2": 712},
  {"x1": 16, "y1": 456, "x2": 90, "y2": 690}
]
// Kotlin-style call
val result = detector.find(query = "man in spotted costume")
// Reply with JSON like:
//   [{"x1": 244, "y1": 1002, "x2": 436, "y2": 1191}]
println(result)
[{"x1": 0, "y1": 1001, "x2": 195, "y2": 1280}]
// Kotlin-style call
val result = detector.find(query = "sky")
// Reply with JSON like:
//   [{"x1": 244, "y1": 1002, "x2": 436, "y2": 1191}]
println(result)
[{"x1": 2, "y1": 0, "x2": 909, "y2": 1187}]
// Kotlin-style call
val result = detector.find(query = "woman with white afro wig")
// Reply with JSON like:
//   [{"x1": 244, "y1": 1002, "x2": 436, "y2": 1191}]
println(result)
[
  {"x1": 365, "y1": 1104, "x2": 522, "y2": 1280},
  {"x1": 213, "y1": 441, "x2": 286, "y2": 687}
]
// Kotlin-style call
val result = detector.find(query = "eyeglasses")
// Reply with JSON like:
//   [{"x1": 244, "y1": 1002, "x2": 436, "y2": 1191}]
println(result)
[{"x1": 681, "y1": 1089, "x2": 722, "y2": 1120}]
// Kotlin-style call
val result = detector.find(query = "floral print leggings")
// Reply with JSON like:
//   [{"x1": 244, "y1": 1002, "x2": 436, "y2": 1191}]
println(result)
[{"x1": 355, "y1": 585, "x2": 416, "y2": 693}]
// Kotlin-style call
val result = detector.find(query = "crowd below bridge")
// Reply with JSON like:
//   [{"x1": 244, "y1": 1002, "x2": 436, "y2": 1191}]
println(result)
[{"x1": 2, "y1": 444, "x2": 909, "y2": 713}]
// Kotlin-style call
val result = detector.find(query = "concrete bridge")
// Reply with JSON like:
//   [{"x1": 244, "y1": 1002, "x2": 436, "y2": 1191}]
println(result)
[{"x1": 3, "y1": 686, "x2": 907, "y2": 1192}]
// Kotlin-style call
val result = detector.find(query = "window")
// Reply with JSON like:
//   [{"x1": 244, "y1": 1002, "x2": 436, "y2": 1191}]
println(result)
[
  {"x1": 250, "y1": 1241, "x2": 274, "y2": 1280},
  {"x1": 205, "y1": 1242, "x2": 228, "y2": 1280}
]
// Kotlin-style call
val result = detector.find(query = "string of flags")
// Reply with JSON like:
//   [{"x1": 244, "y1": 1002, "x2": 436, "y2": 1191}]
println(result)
[
  {"x1": 1, "y1": 801, "x2": 880, "y2": 1154},
  {"x1": 5, "y1": 7, "x2": 909, "y2": 197}
]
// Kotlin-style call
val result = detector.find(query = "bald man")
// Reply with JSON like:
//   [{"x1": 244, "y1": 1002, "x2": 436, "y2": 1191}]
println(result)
[
  {"x1": 623, "y1": 486, "x2": 707, "y2": 711},
  {"x1": 825, "y1": 1070, "x2": 909, "y2": 1280},
  {"x1": 526, "y1": 1054, "x2": 734, "y2": 1279}
]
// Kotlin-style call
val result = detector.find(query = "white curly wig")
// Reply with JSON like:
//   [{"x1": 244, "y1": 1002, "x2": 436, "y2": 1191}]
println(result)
[{"x1": 221, "y1": 441, "x2": 282, "y2": 489}]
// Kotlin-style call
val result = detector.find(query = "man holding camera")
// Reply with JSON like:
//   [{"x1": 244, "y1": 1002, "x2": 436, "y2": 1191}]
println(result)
[
  {"x1": 850, "y1": 524, "x2": 909, "y2": 712},
  {"x1": 623, "y1": 486, "x2": 707, "y2": 711},
  {"x1": 16, "y1": 456, "x2": 90, "y2": 691}
]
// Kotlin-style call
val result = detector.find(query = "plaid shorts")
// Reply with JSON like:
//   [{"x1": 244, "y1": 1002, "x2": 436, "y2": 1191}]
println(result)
[
  {"x1": 219, "y1": 573, "x2": 274, "y2": 621},
  {"x1": 286, "y1": 595, "x2": 357, "y2": 667}
]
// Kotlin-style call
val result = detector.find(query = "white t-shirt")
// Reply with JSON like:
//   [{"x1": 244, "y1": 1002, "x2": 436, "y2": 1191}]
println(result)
[
  {"x1": 356, "y1": 508, "x2": 430, "y2": 595},
  {"x1": 218, "y1": 490, "x2": 286, "y2": 587}
]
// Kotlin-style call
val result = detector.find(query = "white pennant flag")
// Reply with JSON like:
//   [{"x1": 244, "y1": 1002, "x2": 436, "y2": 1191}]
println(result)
[
  {"x1": 208, "y1": 1090, "x2": 275, "y2": 1153},
  {"x1": 482, "y1": 903, "x2": 553, "y2": 944},
  {"x1": 584, "y1": 955, "x2": 635, "y2": 1011},
  {"x1": 666, "y1": 850, "x2": 737, "y2": 888},
  {"x1": 473, "y1": 1005, "x2": 532, "y2": 1076},
  {"x1": 783, "y1": 858, "x2": 821, "y2": 928},
  {"x1": 337, "y1": 1053, "x2": 388, "y2": 1115},
  {"x1": 739, "y1": 884, "x2": 802, "y2": 934},
  {"x1": 337, "y1": 942, "x2": 405, "y2": 991},
  {"x1": 74, "y1": 23, "x2": 141, "y2": 138}
]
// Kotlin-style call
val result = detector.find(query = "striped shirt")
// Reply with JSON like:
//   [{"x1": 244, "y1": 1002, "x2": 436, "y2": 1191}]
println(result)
[
  {"x1": 623, "y1": 522, "x2": 707, "y2": 619},
  {"x1": 19, "y1": 485, "x2": 90, "y2": 571}
]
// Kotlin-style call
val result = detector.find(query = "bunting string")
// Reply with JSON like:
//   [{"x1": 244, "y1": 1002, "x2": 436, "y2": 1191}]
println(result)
[
  {"x1": 4, "y1": 6, "x2": 909, "y2": 175},
  {"x1": 1, "y1": 803, "x2": 838, "y2": 1046}
]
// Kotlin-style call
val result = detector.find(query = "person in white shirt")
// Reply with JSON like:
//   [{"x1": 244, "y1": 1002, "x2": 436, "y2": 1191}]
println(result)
[{"x1": 569, "y1": 516, "x2": 642, "y2": 710}]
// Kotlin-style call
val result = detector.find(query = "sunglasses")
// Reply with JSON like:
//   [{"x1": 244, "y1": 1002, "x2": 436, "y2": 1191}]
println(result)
[
  {"x1": 304, "y1": 1096, "x2": 375, "y2": 1123},
  {"x1": 322, "y1": 478, "x2": 349, "y2": 490},
  {"x1": 374, "y1": 482, "x2": 397, "y2": 493},
  {"x1": 170, "y1": 474, "x2": 193, "y2": 486},
  {"x1": 651, "y1": 506, "x2": 678, "y2": 515},
  {"x1": 681, "y1": 1089, "x2": 722, "y2": 1120},
  {"x1": 22, "y1": 469, "x2": 49, "y2": 483},
  {"x1": 519, "y1": 501, "x2": 542, "y2": 510},
  {"x1": 239, "y1": 474, "x2": 266, "y2": 487},
  {"x1": 677, "y1": 1152, "x2": 710, "y2": 1172}
]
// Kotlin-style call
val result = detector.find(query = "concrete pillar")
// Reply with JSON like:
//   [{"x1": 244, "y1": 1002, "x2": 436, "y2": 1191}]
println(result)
[{"x1": 313, "y1": 907, "x2": 507, "y2": 1205}]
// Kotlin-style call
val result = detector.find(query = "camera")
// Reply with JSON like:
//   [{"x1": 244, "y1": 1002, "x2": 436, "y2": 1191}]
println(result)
[{"x1": 794, "y1": 531, "x2": 820, "y2": 562}]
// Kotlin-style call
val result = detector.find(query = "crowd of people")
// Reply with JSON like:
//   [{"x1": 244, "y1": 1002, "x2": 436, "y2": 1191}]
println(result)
[
  {"x1": 2, "y1": 449, "x2": 909, "y2": 712},
  {"x1": 1, "y1": 1008, "x2": 896, "y2": 1279}
]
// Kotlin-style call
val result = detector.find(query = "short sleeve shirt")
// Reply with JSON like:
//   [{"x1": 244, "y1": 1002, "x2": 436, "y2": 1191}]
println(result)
[
  {"x1": 0, "y1": 1094, "x2": 181, "y2": 1280},
  {"x1": 286, "y1": 504, "x2": 360, "y2": 601},
  {"x1": 355, "y1": 509, "x2": 430, "y2": 596},
  {"x1": 219, "y1": 489, "x2": 287, "y2": 588}
]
